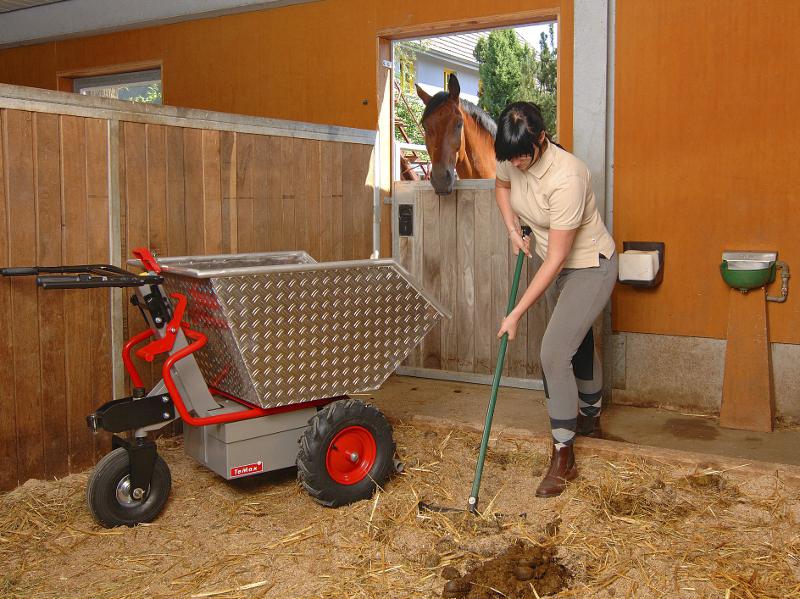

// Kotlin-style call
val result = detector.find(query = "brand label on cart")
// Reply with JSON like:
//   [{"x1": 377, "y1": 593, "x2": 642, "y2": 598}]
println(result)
[{"x1": 230, "y1": 461, "x2": 263, "y2": 478}]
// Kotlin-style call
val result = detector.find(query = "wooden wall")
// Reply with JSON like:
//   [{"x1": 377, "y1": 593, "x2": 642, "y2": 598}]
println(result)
[
  {"x1": 118, "y1": 124, "x2": 373, "y2": 261},
  {"x1": 613, "y1": 0, "x2": 800, "y2": 343},
  {"x1": 0, "y1": 100, "x2": 375, "y2": 491},
  {"x1": 394, "y1": 181, "x2": 553, "y2": 380},
  {"x1": 0, "y1": 110, "x2": 112, "y2": 489}
]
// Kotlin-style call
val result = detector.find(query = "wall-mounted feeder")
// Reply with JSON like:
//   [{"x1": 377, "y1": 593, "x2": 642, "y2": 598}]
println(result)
[
  {"x1": 618, "y1": 241, "x2": 665, "y2": 287},
  {"x1": 720, "y1": 251, "x2": 777, "y2": 292},
  {"x1": 719, "y1": 250, "x2": 790, "y2": 433}
]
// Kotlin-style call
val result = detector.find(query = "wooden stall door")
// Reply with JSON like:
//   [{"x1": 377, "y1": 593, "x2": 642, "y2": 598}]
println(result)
[{"x1": 395, "y1": 182, "x2": 553, "y2": 380}]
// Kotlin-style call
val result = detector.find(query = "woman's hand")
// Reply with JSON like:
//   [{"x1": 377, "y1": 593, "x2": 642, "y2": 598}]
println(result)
[
  {"x1": 509, "y1": 230, "x2": 532, "y2": 258},
  {"x1": 497, "y1": 312, "x2": 521, "y2": 340}
]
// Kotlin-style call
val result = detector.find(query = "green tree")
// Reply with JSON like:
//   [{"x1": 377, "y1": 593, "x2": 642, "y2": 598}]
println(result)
[
  {"x1": 394, "y1": 91, "x2": 425, "y2": 145},
  {"x1": 129, "y1": 82, "x2": 162, "y2": 104},
  {"x1": 474, "y1": 30, "x2": 529, "y2": 121},
  {"x1": 474, "y1": 27, "x2": 558, "y2": 135},
  {"x1": 118, "y1": 81, "x2": 162, "y2": 104},
  {"x1": 519, "y1": 25, "x2": 557, "y2": 134},
  {"x1": 393, "y1": 41, "x2": 428, "y2": 145}
]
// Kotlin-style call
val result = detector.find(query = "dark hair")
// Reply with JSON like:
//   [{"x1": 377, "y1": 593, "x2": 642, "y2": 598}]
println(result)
[{"x1": 494, "y1": 102, "x2": 557, "y2": 161}]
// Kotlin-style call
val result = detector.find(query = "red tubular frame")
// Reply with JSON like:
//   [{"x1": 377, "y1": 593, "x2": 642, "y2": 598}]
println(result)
[
  {"x1": 162, "y1": 327, "x2": 333, "y2": 426},
  {"x1": 122, "y1": 286, "x2": 338, "y2": 428},
  {"x1": 209, "y1": 385, "x2": 338, "y2": 417},
  {"x1": 123, "y1": 328, "x2": 156, "y2": 388},
  {"x1": 135, "y1": 293, "x2": 188, "y2": 361}
]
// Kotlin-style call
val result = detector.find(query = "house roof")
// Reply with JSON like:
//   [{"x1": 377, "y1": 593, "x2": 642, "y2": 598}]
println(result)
[
  {"x1": 425, "y1": 31, "x2": 483, "y2": 65},
  {"x1": 421, "y1": 30, "x2": 528, "y2": 67}
]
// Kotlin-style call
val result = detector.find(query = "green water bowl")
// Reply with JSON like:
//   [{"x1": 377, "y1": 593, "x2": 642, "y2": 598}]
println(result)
[{"x1": 720, "y1": 261, "x2": 776, "y2": 291}]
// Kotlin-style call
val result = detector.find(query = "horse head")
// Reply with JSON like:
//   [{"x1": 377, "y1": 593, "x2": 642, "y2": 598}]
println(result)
[
  {"x1": 417, "y1": 73, "x2": 465, "y2": 195},
  {"x1": 417, "y1": 73, "x2": 497, "y2": 195}
]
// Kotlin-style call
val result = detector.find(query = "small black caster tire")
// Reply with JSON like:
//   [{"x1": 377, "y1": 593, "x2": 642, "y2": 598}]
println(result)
[
  {"x1": 87, "y1": 447, "x2": 172, "y2": 528},
  {"x1": 297, "y1": 399, "x2": 395, "y2": 507}
]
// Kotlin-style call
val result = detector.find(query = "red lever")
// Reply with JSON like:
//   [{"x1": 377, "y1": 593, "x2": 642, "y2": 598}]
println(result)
[
  {"x1": 132, "y1": 247, "x2": 162, "y2": 274},
  {"x1": 136, "y1": 293, "x2": 188, "y2": 362}
]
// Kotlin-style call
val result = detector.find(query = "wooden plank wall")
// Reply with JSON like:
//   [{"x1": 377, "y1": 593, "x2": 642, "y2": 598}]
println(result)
[
  {"x1": 118, "y1": 126, "x2": 374, "y2": 389},
  {"x1": 0, "y1": 112, "x2": 374, "y2": 492},
  {"x1": 0, "y1": 109, "x2": 112, "y2": 490},
  {"x1": 119, "y1": 126, "x2": 373, "y2": 263},
  {"x1": 395, "y1": 182, "x2": 554, "y2": 379}
]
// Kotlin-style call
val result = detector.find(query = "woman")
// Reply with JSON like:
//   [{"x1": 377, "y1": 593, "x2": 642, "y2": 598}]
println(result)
[{"x1": 494, "y1": 102, "x2": 617, "y2": 498}]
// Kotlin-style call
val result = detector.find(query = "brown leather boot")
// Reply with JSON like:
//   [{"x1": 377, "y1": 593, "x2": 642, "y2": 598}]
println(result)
[
  {"x1": 577, "y1": 413, "x2": 602, "y2": 438},
  {"x1": 535, "y1": 445, "x2": 577, "y2": 498}
]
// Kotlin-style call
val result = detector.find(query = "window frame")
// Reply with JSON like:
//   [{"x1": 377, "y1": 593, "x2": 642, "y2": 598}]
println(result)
[
  {"x1": 72, "y1": 68, "x2": 162, "y2": 104},
  {"x1": 443, "y1": 68, "x2": 457, "y2": 90}
]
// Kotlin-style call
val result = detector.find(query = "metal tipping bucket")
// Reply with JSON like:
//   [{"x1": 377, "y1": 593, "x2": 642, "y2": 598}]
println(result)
[{"x1": 144, "y1": 252, "x2": 447, "y2": 409}]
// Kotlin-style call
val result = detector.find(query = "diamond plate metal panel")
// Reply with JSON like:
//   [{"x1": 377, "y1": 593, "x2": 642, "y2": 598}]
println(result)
[
  {"x1": 162, "y1": 274, "x2": 262, "y2": 406},
  {"x1": 162, "y1": 259, "x2": 444, "y2": 409}
]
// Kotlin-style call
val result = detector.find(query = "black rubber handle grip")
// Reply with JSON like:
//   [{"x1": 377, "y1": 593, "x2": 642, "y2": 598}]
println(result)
[
  {"x1": 0, "y1": 267, "x2": 38, "y2": 276},
  {"x1": 36, "y1": 274, "x2": 163, "y2": 289},
  {"x1": 521, "y1": 225, "x2": 532, "y2": 237}
]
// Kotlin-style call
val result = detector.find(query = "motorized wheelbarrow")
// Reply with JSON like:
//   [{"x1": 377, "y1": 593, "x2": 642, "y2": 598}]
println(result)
[{"x1": 1, "y1": 249, "x2": 447, "y2": 527}]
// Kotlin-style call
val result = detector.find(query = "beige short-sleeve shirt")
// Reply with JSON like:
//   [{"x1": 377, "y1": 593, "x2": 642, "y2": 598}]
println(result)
[{"x1": 496, "y1": 142, "x2": 615, "y2": 269}]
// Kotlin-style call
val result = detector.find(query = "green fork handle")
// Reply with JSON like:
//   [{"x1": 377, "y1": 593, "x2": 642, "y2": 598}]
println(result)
[{"x1": 468, "y1": 226, "x2": 530, "y2": 513}]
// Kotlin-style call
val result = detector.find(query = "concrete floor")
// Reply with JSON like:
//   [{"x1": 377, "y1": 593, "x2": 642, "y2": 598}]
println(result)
[{"x1": 368, "y1": 375, "x2": 800, "y2": 467}]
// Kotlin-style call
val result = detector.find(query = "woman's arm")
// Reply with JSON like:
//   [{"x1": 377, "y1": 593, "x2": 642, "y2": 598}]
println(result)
[
  {"x1": 495, "y1": 180, "x2": 532, "y2": 258},
  {"x1": 497, "y1": 227, "x2": 577, "y2": 339}
]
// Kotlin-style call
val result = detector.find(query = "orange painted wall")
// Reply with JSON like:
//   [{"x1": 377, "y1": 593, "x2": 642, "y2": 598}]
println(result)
[
  {"x1": 613, "y1": 0, "x2": 800, "y2": 344},
  {"x1": 0, "y1": 0, "x2": 571, "y2": 140}
]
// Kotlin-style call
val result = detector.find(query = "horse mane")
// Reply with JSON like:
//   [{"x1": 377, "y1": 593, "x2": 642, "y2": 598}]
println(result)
[{"x1": 421, "y1": 92, "x2": 497, "y2": 139}]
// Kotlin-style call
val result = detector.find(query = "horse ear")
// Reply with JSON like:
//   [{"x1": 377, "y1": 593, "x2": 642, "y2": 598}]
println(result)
[
  {"x1": 448, "y1": 74, "x2": 460, "y2": 100},
  {"x1": 416, "y1": 84, "x2": 432, "y2": 105}
]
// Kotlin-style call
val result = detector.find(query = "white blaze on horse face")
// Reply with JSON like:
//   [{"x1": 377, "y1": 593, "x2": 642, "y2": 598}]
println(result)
[{"x1": 423, "y1": 113, "x2": 460, "y2": 169}]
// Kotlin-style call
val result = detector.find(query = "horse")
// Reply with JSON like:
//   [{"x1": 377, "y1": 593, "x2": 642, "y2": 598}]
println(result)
[{"x1": 416, "y1": 73, "x2": 497, "y2": 195}]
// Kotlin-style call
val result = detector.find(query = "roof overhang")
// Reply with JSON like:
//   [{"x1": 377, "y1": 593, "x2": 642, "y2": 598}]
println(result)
[
  {"x1": 0, "y1": 0, "x2": 319, "y2": 49},
  {"x1": 416, "y1": 49, "x2": 479, "y2": 72}
]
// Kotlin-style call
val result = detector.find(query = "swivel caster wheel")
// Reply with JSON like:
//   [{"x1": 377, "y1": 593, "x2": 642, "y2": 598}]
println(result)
[{"x1": 87, "y1": 447, "x2": 172, "y2": 528}]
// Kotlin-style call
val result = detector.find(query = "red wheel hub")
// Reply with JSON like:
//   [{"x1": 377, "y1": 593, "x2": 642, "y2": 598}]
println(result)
[{"x1": 325, "y1": 426, "x2": 377, "y2": 485}]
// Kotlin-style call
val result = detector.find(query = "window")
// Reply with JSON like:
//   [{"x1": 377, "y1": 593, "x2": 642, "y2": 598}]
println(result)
[
  {"x1": 443, "y1": 68, "x2": 456, "y2": 90},
  {"x1": 73, "y1": 68, "x2": 162, "y2": 104}
]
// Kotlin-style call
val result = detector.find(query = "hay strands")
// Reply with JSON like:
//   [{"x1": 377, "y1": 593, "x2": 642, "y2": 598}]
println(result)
[{"x1": 190, "y1": 579, "x2": 273, "y2": 597}]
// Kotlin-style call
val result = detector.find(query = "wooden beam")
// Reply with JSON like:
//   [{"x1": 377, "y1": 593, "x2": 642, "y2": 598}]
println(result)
[
  {"x1": 376, "y1": 8, "x2": 559, "y2": 40},
  {"x1": 720, "y1": 288, "x2": 774, "y2": 432}
]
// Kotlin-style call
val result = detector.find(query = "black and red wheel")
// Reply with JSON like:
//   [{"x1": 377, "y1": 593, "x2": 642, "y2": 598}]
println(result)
[
  {"x1": 297, "y1": 399, "x2": 395, "y2": 507},
  {"x1": 86, "y1": 447, "x2": 171, "y2": 528}
]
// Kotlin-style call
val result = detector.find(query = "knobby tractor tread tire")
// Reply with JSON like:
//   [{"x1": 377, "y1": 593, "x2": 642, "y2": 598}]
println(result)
[
  {"x1": 87, "y1": 447, "x2": 172, "y2": 528},
  {"x1": 297, "y1": 399, "x2": 395, "y2": 507}
]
